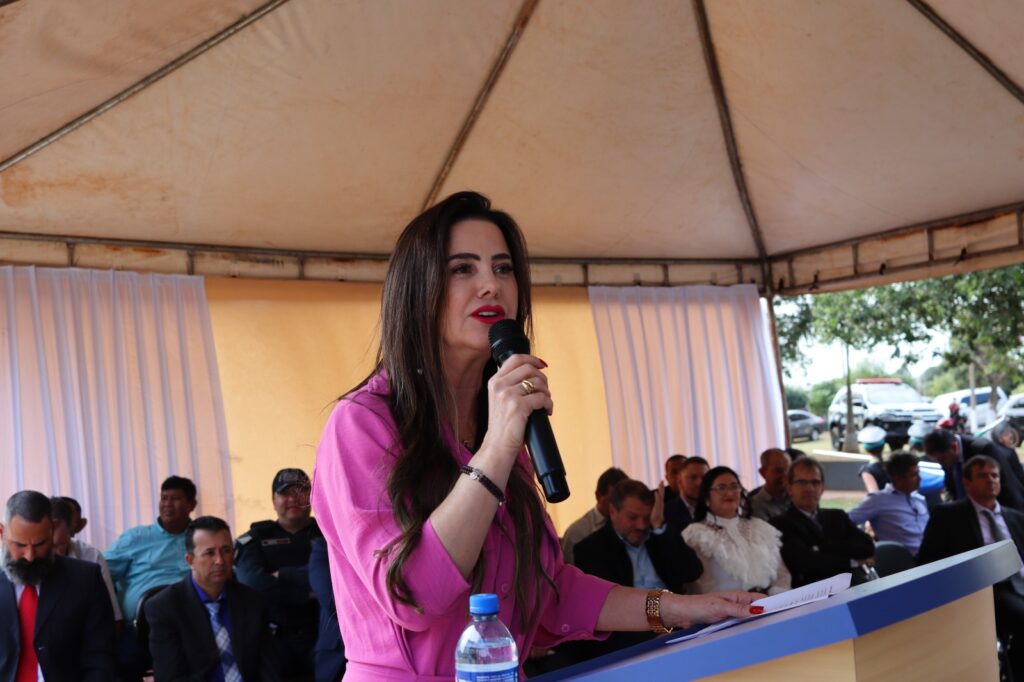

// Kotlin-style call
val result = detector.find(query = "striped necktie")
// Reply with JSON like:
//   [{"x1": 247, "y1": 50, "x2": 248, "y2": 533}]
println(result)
[
  {"x1": 982, "y1": 509, "x2": 1024, "y2": 596},
  {"x1": 204, "y1": 601, "x2": 243, "y2": 682}
]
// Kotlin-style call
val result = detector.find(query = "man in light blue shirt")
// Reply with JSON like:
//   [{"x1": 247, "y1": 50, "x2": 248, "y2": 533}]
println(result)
[
  {"x1": 848, "y1": 452, "x2": 929, "y2": 554},
  {"x1": 105, "y1": 476, "x2": 196, "y2": 680},
  {"x1": 105, "y1": 476, "x2": 197, "y2": 619}
]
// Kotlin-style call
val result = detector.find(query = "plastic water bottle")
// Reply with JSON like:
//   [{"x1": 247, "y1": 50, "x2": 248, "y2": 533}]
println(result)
[{"x1": 454, "y1": 593, "x2": 519, "y2": 682}]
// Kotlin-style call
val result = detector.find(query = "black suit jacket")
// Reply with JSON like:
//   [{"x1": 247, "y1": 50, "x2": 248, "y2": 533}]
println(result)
[
  {"x1": 573, "y1": 520, "x2": 702, "y2": 594},
  {"x1": 145, "y1": 575, "x2": 282, "y2": 682},
  {"x1": 771, "y1": 506, "x2": 874, "y2": 588},
  {"x1": 917, "y1": 498, "x2": 1024, "y2": 566},
  {"x1": 947, "y1": 436, "x2": 1024, "y2": 512},
  {"x1": 562, "y1": 522, "x2": 702, "y2": 663},
  {"x1": 0, "y1": 554, "x2": 115, "y2": 682},
  {"x1": 663, "y1": 496, "x2": 694, "y2": 534}
]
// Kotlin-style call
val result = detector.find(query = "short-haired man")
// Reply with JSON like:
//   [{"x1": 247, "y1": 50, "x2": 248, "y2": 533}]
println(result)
[
  {"x1": 50, "y1": 496, "x2": 123, "y2": 622},
  {"x1": 105, "y1": 475, "x2": 197, "y2": 680},
  {"x1": 105, "y1": 476, "x2": 198, "y2": 620},
  {"x1": 561, "y1": 467, "x2": 629, "y2": 565},
  {"x1": 924, "y1": 428, "x2": 1024, "y2": 511},
  {"x1": 665, "y1": 456, "x2": 709, "y2": 531},
  {"x1": 847, "y1": 452, "x2": 930, "y2": 554},
  {"x1": 235, "y1": 468, "x2": 322, "y2": 676},
  {"x1": 750, "y1": 448, "x2": 792, "y2": 522},
  {"x1": 146, "y1": 516, "x2": 282, "y2": 680},
  {"x1": 772, "y1": 458, "x2": 875, "y2": 587},
  {"x1": 663, "y1": 454, "x2": 687, "y2": 503},
  {"x1": 0, "y1": 491, "x2": 115, "y2": 680},
  {"x1": 61, "y1": 496, "x2": 89, "y2": 536},
  {"x1": 571, "y1": 479, "x2": 702, "y2": 659},
  {"x1": 918, "y1": 456, "x2": 1024, "y2": 679}
]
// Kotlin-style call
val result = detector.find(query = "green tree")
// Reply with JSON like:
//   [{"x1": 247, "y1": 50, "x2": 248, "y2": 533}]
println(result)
[
  {"x1": 785, "y1": 385, "x2": 809, "y2": 410},
  {"x1": 808, "y1": 378, "x2": 843, "y2": 417},
  {"x1": 775, "y1": 264, "x2": 1024, "y2": 414}
]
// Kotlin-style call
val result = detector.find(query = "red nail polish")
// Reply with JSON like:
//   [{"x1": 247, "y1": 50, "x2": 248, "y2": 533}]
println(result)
[
  {"x1": 749, "y1": 606, "x2": 764, "y2": 615},
  {"x1": 539, "y1": 358, "x2": 549, "y2": 368}
]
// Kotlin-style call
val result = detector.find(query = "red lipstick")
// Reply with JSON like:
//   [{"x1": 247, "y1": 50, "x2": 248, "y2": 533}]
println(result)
[{"x1": 471, "y1": 305, "x2": 506, "y2": 324}]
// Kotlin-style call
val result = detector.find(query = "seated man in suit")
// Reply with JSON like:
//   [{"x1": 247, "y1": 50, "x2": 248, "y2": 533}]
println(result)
[
  {"x1": 918, "y1": 455, "x2": 1024, "y2": 679},
  {"x1": 665, "y1": 456, "x2": 709, "y2": 532},
  {"x1": 561, "y1": 467, "x2": 629, "y2": 565},
  {"x1": 569, "y1": 479, "x2": 703, "y2": 660},
  {"x1": 772, "y1": 458, "x2": 875, "y2": 587},
  {"x1": 924, "y1": 428, "x2": 1024, "y2": 511},
  {"x1": 0, "y1": 490, "x2": 115, "y2": 681},
  {"x1": 145, "y1": 515, "x2": 282, "y2": 681}
]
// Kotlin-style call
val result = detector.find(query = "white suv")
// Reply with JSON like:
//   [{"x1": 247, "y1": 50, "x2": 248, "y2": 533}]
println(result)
[{"x1": 828, "y1": 379, "x2": 942, "y2": 450}]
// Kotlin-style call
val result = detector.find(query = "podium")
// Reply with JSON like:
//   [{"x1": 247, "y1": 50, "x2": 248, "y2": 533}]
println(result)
[{"x1": 538, "y1": 541, "x2": 1021, "y2": 681}]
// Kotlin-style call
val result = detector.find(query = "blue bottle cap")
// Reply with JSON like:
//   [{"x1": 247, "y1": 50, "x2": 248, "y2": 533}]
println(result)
[{"x1": 469, "y1": 593, "x2": 499, "y2": 615}]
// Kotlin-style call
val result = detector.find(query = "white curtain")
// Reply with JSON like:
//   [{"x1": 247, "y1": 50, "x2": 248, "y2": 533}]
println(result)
[
  {"x1": 0, "y1": 267, "x2": 232, "y2": 550},
  {"x1": 588, "y1": 284, "x2": 785, "y2": 488}
]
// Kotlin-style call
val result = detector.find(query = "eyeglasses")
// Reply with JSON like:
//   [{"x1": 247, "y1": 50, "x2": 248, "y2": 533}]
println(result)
[
  {"x1": 791, "y1": 479, "x2": 824, "y2": 488},
  {"x1": 709, "y1": 483, "x2": 743, "y2": 493}
]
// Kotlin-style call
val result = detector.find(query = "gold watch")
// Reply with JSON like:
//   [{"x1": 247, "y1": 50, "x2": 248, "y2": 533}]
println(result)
[{"x1": 645, "y1": 589, "x2": 674, "y2": 634}]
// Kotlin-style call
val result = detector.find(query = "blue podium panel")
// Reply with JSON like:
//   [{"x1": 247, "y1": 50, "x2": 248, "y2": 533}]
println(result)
[{"x1": 538, "y1": 541, "x2": 1020, "y2": 682}]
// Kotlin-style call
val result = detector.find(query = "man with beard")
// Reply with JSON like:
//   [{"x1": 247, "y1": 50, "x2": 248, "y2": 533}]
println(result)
[{"x1": 0, "y1": 490, "x2": 115, "y2": 681}]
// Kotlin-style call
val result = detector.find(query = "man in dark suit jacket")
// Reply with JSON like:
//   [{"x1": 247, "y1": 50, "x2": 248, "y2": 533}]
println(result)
[
  {"x1": 145, "y1": 516, "x2": 281, "y2": 682},
  {"x1": 568, "y1": 479, "x2": 702, "y2": 661},
  {"x1": 664, "y1": 457, "x2": 709, "y2": 533},
  {"x1": 917, "y1": 455, "x2": 1024, "y2": 679},
  {"x1": 925, "y1": 428, "x2": 1024, "y2": 511},
  {"x1": 771, "y1": 459, "x2": 874, "y2": 588},
  {"x1": 0, "y1": 491, "x2": 115, "y2": 682}
]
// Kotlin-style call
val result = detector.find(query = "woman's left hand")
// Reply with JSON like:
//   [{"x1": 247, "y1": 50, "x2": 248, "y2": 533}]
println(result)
[{"x1": 661, "y1": 591, "x2": 762, "y2": 629}]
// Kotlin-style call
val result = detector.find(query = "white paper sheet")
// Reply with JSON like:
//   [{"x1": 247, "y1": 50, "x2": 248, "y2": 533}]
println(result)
[{"x1": 666, "y1": 572, "x2": 853, "y2": 644}]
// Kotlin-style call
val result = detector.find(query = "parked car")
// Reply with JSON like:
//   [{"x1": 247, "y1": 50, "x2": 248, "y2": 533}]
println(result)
[
  {"x1": 827, "y1": 379, "x2": 942, "y2": 451},
  {"x1": 999, "y1": 393, "x2": 1024, "y2": 432},
  {"x1": 788, "y1": 409, "x2": 825, "y2": 442},
  {"x1": 932, "y1": 387, "x2": 1008, "y2": 431}
]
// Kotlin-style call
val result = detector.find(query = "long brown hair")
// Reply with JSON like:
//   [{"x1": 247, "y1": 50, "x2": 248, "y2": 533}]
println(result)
[{"x1": 361, "y1": 191, "x2": 555, "y2": 629}]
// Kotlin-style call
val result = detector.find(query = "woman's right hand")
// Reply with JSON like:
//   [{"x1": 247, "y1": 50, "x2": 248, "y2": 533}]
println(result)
[
  {"x1": 481, "y1": 353, "x2": 553, "y2": 460},
  {"x1": 662, "y1": 591, "x2": 762, "y2": 630}
]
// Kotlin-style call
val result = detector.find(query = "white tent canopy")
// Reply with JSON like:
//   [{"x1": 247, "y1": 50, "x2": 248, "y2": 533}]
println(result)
[{"x1": 2, "y1": 0, "x2": 1023, "y2": 292}]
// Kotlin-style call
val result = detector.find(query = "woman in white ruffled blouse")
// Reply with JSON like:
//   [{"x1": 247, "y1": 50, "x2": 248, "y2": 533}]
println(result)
[{"x1": 682, "y1": 466, "x2": 791, "y2": 596}]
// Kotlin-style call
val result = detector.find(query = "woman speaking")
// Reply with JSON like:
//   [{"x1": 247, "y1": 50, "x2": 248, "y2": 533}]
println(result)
[{"x1": 311, "y1": 192, "x2": 758, "y2": 680}]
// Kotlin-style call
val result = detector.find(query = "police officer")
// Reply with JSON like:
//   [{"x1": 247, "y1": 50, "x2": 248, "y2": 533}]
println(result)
[
  {"x1": 857, "y1": 425, "x2": 890, "y2": 492},
  {"x1": 236, "y1": 468, "x2": 322, "y2": 680}
]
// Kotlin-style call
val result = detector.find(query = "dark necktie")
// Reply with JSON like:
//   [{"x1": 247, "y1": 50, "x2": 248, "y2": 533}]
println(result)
[
  {"x1": 16, "y1": 585, "x2": 39, "y2": 682},
  {"x1": 982, "y1": 509, "x2": 1024, "y2": 596},
  {"x1": 953, "y1": 460, "x2": 966, "y2": 500}
]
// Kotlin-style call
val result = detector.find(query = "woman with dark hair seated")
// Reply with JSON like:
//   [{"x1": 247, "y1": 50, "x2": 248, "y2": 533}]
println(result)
[
  {"x1": 310, "y1": 192, "x2": 758, "y2": 681},
  {"x1": 683, "y1": 466, "x2": 791, "y2": 596}
]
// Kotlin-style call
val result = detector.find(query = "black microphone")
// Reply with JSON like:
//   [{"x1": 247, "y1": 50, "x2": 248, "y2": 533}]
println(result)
[{"x1": 489, "y1": 319, "x2": 570, "y2": 503}]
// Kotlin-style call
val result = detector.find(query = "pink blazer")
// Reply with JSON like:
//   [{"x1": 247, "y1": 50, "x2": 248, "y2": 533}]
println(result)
[{"x1": 312, "y1": 373, "x2": 615, "y2": 681}]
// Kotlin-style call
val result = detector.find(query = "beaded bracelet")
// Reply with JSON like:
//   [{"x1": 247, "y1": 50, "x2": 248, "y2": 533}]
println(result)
[{"x1": 459, "y1": 465, "x2": 505, "y2": 505}]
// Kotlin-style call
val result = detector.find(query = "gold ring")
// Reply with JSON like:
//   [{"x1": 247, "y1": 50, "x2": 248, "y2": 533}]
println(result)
[{"x1": 520, "y1": 379, "x2": 536, "y2": 396}]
